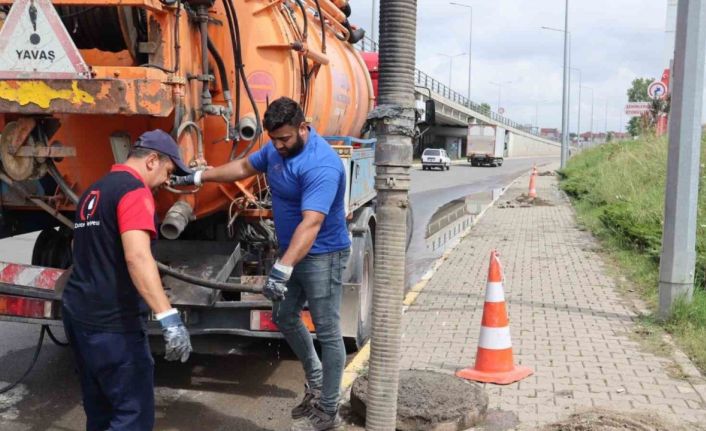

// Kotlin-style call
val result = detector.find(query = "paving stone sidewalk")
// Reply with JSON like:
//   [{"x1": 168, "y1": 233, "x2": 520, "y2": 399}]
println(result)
[{"x1": 399, "y1": 169, "x2": 706, "y2": 429}]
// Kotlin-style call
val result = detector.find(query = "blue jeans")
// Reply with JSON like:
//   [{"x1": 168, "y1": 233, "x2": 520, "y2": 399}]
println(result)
[
  {"x1": 273, "y1": 249, "x2": 350, "y2": 414},
  {"x1": 63, "y1": 311, "x2": 155, "y2": 431}
]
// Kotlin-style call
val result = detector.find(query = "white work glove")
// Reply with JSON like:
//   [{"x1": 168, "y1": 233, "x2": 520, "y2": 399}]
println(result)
[{"x1": 263, "y1": 260, "x2": 292, "y2": 302}]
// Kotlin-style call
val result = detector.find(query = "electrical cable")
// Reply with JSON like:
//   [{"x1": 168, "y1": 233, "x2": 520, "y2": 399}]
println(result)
[{"x1": 0, "y1": 326, "x2": 46, "y2": 395}]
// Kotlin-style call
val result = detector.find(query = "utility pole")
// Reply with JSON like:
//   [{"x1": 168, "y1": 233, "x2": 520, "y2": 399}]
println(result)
[
  {"x1": 604, "y1": 100, "x2": 608, "y2": 136},
  {"x1": 658, "y1": 0, "x2": 706, "y2": 318},
  {"x1": 366, "y1": 0, "x2": 417, "y2": 429},
  {"x1": 560, "y1": 0, "x2": 570, "y2": 167}
]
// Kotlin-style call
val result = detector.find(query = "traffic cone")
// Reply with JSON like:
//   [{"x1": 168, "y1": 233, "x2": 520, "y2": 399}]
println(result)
[
  {"x1": 456, "y1": 250, "x2": 533, "y2": 385},
  {"x1": 528, "y1": 172, "x2": 537, "y2": 198}
]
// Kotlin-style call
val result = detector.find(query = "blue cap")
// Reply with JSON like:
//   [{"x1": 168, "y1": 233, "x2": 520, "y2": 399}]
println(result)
[{"x1": 134, "y1": 129, "x2": 193, "y2": 176}]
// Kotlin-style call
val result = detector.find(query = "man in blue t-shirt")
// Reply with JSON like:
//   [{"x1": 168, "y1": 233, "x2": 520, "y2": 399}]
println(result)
[{"x1": 172, "y1": 97, "x2": 350, "y2": 430}]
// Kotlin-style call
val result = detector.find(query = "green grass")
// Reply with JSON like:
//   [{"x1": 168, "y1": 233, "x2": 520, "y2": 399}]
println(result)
[{"x1": 560, "y1": 135, "x2": 706, "y2": 371}]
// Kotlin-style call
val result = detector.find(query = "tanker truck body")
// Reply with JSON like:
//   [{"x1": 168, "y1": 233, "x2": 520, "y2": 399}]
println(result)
[{"x1": 0, "y1": 0, "x2": 377, "y2": 351}]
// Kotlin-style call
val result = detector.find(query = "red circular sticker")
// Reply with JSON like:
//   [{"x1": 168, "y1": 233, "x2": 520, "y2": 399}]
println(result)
[{"x1": 247, "y1": 71, "x2": 276, "y2": 103}]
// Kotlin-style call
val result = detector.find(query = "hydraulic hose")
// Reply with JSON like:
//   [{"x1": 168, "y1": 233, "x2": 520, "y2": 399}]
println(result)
[
  {"x1": 365, "y1": 0, "x2": 418, "y2": 429},
  {"x1": 156, "y1": 262, "x2": 263, "y2": 293},
  {"x1": 312, "y1": 0, "x2": 326, "y2": 53},
  {"x1": 221, "y1": 0, "x2": 261, "y2": 155},
  {"x1": 293, "y1": 0, "x2": 308, "y2": 39},
  {"x1": 207, "y1": 36, "x2": 230, "y2": 96}
]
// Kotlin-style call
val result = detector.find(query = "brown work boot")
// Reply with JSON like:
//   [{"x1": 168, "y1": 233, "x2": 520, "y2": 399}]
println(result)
[{"x1": 291, "y1": 385, "x2": 321, "y2": 419}]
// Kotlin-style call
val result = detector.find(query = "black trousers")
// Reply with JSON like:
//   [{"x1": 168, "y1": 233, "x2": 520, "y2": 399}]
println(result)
[{"x1": 63, "y1": 313, "x2": 155, "y2": 431}]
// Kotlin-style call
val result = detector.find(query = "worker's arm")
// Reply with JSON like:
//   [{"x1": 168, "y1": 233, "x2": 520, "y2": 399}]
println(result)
[
  {"x1": 121, "y1": 230, "x2": 171, "y2": 314},
  {"x1": 170, "y1": 156, "x2": 261, "y2": 186},
  {"x1": 262, "y1": 166, "x2": 341, "y2": 302},
  {"x1": 200, "y1": 157, "x2": 259, "y2": 183},
  {"x1": 261, "y1": 210, "x2": 325, "y2": 301},
  {"x1": 117, "y1": 188, "x2": 191, "y2": 361},
  {"x1": 279, "y1": 211, "x2": 325, "y2": 266}
]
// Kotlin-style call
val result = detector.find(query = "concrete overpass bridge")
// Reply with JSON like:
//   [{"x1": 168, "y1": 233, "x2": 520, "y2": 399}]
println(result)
[{"x1": 358, "y1": 39, "x2": 561, "y2": 160}]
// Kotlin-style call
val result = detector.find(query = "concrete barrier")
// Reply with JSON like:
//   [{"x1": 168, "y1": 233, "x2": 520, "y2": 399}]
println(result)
[{"x1": 507, "y1": 131, "x2": 561, "y2": 157}]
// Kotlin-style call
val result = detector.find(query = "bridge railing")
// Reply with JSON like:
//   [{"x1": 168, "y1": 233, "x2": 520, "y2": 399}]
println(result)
[{"x1": 356, "y1": 37, "x2": 546, "y2": 138}]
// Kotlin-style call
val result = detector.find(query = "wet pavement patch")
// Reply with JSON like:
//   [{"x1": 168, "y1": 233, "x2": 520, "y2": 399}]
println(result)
[
  {"x1": 537, "y1": 409, "x2": 696, "y2": 431},
  {"x1": 497, "y1": 194, "x2": 554, "y2": 208},
  {"x1": 350, "y1": 370, "x2": 488, "y2": 430}
]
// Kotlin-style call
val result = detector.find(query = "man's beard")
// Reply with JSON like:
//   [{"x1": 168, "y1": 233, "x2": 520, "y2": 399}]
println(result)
[{"x1": 280, "y1": 135, "x2": 305, "y2": 158}]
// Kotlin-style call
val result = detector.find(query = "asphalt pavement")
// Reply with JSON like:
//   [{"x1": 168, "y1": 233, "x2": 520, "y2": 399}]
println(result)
[{"x1": 0, "y1": 155, "x2": 558, "y2": 431}]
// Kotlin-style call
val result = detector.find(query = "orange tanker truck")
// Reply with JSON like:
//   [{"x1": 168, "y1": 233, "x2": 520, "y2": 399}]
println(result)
[{"x1": 0, "y1": 0, "x2": 380, "y2": 353}]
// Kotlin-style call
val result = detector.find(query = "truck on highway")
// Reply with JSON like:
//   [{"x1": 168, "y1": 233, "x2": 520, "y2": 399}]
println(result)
[
  {"x1": 0, "y1": 0, "x2": 379, "y2": 354},
  {"x1": 467, "y1": 124, "x2": 507, "y2": 167}
]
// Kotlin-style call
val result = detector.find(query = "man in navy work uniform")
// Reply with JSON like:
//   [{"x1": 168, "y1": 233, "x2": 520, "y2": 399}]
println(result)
[
  {"x1": 172, "y1": 97, "x2": 350, "y2": 430},
  {"x1": 62, "y1": 129, "x2": 193, "y2": 431}
]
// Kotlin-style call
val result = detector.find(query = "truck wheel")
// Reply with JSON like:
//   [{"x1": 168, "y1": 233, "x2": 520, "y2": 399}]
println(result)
[
  {"x1": 344, "y1": 229, "x2": 374, "y2": 352},
  {"x1": 31, "y1": 227, "x2": 73, "y2": 269}
]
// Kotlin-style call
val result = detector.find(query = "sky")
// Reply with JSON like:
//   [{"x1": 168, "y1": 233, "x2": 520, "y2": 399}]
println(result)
[{"x1": 349, "y1": 0, "x2": 672, "y2": 133}]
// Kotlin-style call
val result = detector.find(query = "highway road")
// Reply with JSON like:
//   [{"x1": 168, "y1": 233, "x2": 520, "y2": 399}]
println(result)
[{"x1": 0, "y1": 156, "x2": 557, "y2": 431}]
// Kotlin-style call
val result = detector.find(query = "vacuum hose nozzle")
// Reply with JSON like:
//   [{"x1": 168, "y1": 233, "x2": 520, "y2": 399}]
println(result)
[
  {"x1": 237, "y1": 114, "x2": 258, "y2": 141},
  {"x1": 160, "y1": 201, "x2": 194, "y2": 240}
]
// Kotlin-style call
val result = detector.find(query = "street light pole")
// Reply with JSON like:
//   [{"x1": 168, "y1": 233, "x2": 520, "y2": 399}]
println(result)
[
  {"x1": 450, "y1": 2, "x2": 473, "y2": 101},
  {"x1": 371, "y1": 0, "x2": 377, "y2": 42},
  {"x1": 541, "y1": 6, "x2": 571, "y2": 167},
  {"x1": 658, "y1": 0, "x2": 706, "y2": 318},
  {"x1": 561, "y1": 1, "x2": 570, "y2": 166},
  {"x1": 439, "y1": 52, "x2": 466, "y2": 91},
  {"x1": 571, "y1": 67, "x2": 582, "y2": 139},
  {"x1": 489, "y1": 81, "x2": 511, "y2": 112},
  {"x1": 581, "y1": 86, "x2": 593, "y2": 146}
]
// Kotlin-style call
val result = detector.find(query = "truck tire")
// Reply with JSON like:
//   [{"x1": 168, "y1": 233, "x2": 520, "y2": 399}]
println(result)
[{"x1": 344, "y1": 229, "x2": 374, "y2": 352}]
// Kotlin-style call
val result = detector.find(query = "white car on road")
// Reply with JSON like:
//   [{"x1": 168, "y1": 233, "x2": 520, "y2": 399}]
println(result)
[{"x1": 421, "y1": 148, "x2": 451, "y2": 171}]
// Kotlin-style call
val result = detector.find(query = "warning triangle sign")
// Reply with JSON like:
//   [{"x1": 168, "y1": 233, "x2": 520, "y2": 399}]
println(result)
[{"x1": 0, "y1": 0, "x2": 90, "y2": 79}]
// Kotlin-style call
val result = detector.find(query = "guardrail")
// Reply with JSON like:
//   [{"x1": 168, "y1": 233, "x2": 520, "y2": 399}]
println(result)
[{"x1": 356, "y1": 37, "x2": 550, "y2": 139}]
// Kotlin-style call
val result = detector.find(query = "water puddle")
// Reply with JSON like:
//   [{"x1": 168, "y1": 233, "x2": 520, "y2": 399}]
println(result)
[{"x1": 406, "y1": 188, "x2": 503, "y2": 289}]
